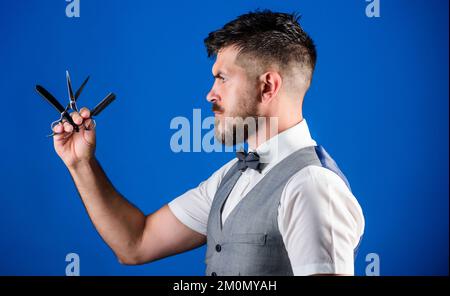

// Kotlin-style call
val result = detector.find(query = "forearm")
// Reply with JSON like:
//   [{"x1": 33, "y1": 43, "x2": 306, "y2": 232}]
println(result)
[{"x1": 68, "y1": 158, "x2": 146, "y2": 262}]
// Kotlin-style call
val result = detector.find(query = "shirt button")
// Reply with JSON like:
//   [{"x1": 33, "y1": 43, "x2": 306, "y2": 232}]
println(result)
[
  {"x1": 211, "y1": 272, "x2": 217, "y2": 276},
  {"x1": 215, "y1": 244, "x2": 222, "y2": 252}
]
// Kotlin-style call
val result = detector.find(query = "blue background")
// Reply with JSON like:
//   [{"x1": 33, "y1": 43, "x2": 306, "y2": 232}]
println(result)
[{"x1": 0, "y1": 0, "x2": 448, "y2": 276}]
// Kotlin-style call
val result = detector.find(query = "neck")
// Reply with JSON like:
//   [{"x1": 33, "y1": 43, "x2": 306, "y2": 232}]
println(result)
[{"x1": 247, "y1": 113, "x2": 303, "y2": 150}]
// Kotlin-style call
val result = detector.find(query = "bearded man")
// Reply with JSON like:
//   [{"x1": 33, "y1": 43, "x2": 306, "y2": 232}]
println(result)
[{"x1": 52, "y1": 10, "x2": 364, "y2": 276}]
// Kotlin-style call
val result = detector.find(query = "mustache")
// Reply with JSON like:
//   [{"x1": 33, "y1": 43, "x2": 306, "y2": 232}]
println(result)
[{"x1": 212, "y1": 103, "x2": 224, "y2": 113}]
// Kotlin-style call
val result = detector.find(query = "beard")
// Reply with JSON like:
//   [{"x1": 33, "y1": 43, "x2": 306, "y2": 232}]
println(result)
[{"x1": 214, "y1": 88, "x2": 260, "y2": 146}]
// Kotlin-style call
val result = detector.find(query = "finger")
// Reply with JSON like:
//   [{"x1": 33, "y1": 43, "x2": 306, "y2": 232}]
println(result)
[
  {"x1": 82, "y1": 118, "x2": 96, "y2": 146},
  {"x1": 83, "y1": 118, "x2": 95, "y2": 130},
  {"x1": 71, "y1": 111, "x2": 83, "y2": 125},
  {"x1": 79, "y1": 107, "x2": 91, "y2": 119},
  {"x1": 52, "y1": 123, "x2": 69, "y2": 142},
  {"x1": 63, "y1": 121, "x2": 74, "y2": 133},
  {"x1": 52, "y1": 122, "x2": 64, "y2": 134},
  {"x1": 53, "y1": 130, "x2": 68, "y2": 142}
]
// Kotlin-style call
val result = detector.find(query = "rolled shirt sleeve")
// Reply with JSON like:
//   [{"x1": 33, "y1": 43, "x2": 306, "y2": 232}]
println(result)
[{"x1": 278, "y1": 165, "x2": 365, "y2": 276}]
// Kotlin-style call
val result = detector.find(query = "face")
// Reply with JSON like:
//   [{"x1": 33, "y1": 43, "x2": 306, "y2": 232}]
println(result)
[{"x1": 206, "y1": 47, "x2": 260, "y2": 146}]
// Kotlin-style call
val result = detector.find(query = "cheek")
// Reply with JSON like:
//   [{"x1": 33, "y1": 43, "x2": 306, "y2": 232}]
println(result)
[{"x1": 222, "y1": 84, "x2": 240, "y2": 109}]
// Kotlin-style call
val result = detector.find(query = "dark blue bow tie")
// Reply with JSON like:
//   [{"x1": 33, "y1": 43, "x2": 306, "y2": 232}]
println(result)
[{"x1": 236, "y1": 151, "x2": 262, "y2": 173}]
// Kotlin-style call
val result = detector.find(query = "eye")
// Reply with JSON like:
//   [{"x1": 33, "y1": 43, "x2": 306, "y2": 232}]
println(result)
[{"x1": 213, "y1": 73, "x2": 227, "y2": 83}]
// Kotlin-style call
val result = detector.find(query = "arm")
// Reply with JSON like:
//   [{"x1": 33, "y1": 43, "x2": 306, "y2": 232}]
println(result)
[
  {"x1": 68, "y1": 158, "x2": 205, "y2": 265},
  {"x1": 54, "y1": 108, "x2": 205, "y2": 265}
]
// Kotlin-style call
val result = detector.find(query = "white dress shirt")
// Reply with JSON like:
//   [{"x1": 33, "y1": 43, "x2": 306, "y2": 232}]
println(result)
[{"x1": 169, "y1": 119, "x2": 365, "y2": 275}]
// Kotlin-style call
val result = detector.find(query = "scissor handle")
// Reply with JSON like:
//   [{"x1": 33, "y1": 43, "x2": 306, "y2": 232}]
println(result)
[
  {"x1": 83, "y1": 118, "x2": 96, "y2": 131},
  {"x1": 50, "y1": 119, "x2": 62, "y2": 131},
  {"x1": 91, "y1": 93, "x2": 116, "y2": 117},
  {"x1": 62, "y1": 112, "x2": 80, "y2": 132},
  {"x1": 49, "y1": 111, "x2": 80, "y2": 133},
  {"x1": 48, "y1": 117, "x2": 95, "y2": 137}
]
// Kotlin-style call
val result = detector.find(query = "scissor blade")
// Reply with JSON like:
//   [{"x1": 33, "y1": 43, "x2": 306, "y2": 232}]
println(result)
[
  {"x1": 66, "y1": 70, "x2": 75, "y2": 101},
  {"x1": 36, "y1": 84, "x2": 78, "y2": 129},
  {"x1": 91, "y1": 92, "x2": 116, "y2": 117},
  {"x1": 74, "y1": 75, "x2": 90, "y2": 100},
  {"x1": 35, "y1": 85, "x2": 66, "y2": 113}
]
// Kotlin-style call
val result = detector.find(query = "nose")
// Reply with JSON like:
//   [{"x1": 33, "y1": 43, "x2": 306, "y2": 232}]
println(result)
[{"x1": 207, "y1": 87, "x2": 219, "y2": 103}]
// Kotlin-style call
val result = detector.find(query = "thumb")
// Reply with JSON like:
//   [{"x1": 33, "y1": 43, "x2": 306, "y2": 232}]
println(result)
[{"x1": 82, "y1": 118, "x2": 96, "y2": 146}]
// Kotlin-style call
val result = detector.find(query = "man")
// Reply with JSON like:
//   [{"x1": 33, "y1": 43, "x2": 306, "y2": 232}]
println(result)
[{"x1": 52, "y1": 10, "x2": 364, "y2": 276}]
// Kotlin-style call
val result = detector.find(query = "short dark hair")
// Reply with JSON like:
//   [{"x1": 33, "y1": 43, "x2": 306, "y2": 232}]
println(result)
[{"x1": 204, "y1": 10, "x2": 317, "y2": 83}]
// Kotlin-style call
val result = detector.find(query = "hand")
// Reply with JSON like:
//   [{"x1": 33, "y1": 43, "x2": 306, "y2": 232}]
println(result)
[{"x1": 52, "y1": 107, "x2": 96, "y2": 168}]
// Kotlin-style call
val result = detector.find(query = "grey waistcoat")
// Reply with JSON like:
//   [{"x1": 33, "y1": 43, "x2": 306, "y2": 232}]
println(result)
[{"x1": 205, "y1": 145, "x2": 351, "y2": 276}]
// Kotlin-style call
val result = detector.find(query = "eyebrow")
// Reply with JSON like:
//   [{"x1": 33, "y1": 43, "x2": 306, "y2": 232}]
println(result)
[{"x1": 213, "y1": 71, "x2": 226, "y2": 79}]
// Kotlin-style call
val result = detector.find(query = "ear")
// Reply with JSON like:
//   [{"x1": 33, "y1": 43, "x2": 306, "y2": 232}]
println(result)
[{"x1": 259, "y1": 71, "x2": 282, "y2": 104}]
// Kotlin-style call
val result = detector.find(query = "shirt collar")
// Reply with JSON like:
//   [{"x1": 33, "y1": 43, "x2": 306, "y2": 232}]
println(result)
[{"x1": 249, "y1": 119, "x2": 317, "y2": 174}]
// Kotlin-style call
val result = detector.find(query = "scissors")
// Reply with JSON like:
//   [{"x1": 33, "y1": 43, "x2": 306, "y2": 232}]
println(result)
[{"x1": 36, "y1": 70, "x2": 116, "y2": 137}]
